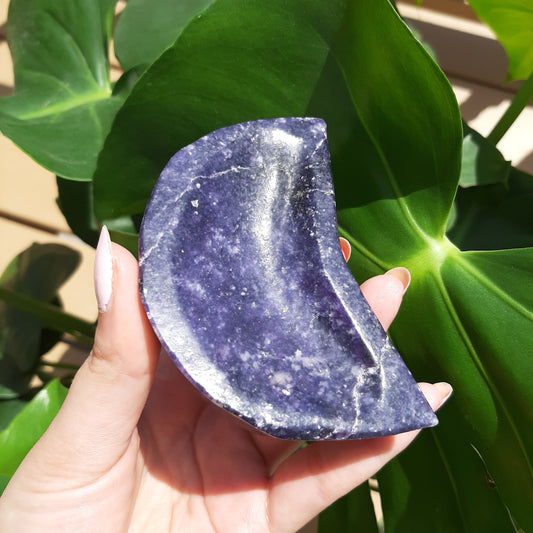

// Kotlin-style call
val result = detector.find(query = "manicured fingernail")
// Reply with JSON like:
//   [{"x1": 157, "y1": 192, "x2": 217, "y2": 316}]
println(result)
[
  {"x1": 94, "y1": 226, "x2": 114, "y2": 313},
  {"x1": 385, "y1": 267, "x2": 411, "y2": 295},
  {"x1": 433, "y1": 382, "x2": 453, "y2": 410},
  {"x1": 339, "y1": 237, "x2": 351, "y2": 262}
]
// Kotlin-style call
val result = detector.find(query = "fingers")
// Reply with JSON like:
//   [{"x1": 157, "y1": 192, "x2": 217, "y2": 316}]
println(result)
[
  {"x1": 28, "y1": 228, "x2": 160, "y2": 477},
  {"x1": 360, "y1": 267, "x2": 411, "y2": 330},
  {"x1": 268, "y1": 382, "x2": 452, "y2": 533}
]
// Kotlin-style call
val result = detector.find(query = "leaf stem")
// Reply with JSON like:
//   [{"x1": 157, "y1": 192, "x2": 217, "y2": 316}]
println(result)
[
  {"x1": 487, "y1": 71, "x2": 533, "y2": 146},
  {"x1": 39, "y1": 361, "x2": 81, "y2": 371},
  {"x1": 0, "y1": 287, "x2": 96, "y2": 346}
]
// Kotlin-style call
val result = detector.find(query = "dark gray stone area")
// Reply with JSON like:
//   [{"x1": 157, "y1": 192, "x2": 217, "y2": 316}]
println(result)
[{"x1": 139, "y1": 117, "x2": 438, "y2": 440}]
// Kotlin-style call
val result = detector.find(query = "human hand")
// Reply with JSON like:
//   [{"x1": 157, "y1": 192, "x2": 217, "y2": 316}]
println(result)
[{"x1": 0, "y1": 229, "x2": 452, "y2": 533}]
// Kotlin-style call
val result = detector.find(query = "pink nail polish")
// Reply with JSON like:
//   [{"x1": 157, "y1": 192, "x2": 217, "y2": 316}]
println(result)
[
  {"x1": 94, "y1": 226, "x2": 114, "y2": 313},
  {"x1": 339, "y1": 237, "x2": 351, "y2": 262}
]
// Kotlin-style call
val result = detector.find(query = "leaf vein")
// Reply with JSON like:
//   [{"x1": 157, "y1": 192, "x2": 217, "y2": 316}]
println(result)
[
  {"x1": 433, "y1": 270, "x2": 533, "y2": 479},
  {"x1": 455, "y1": 254, "x2": 533, "y2": 322}
]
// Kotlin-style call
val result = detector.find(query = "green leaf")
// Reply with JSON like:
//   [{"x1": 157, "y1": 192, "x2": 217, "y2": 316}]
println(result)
[
  {"x1": 309, "y1": 1, "x2": 461, "y2": 271},
  {"x1": 0, "y1": 287, "x2": 96, "y2": 347},
  {"x1": 0, "y1": 476, "x2": 9, "y2": 495},
  {"x1": 460, "y1": 124, "x2": 511, "y2": 188},
  {"x1": 0, "y1": 0, "x2": 123, "y2": 180},
  {"x1": 448, "y1": 167, "x2": 533, "y2": 251},
  {"x1": 384, "y1": 249, "x2": 533, "y2": 531},
  {"x1": 0, "y1": 399, "x2": 26, "y2": 432},
  {"x1": 114, "y1": 0, "x2": 216, "y2": 72},
  {"x1": 0, "y1": 244, "x2": 80, "y2": 398},
  {"x1": 93, "y1": 0, "x2": 347, "y2": 220},
  {"x1": 467, "y1": 0, "x2": 533, "y2": 81},
  {"x1": 55, "y1": 177, "x2": 143, "y2": 253},
  {"x1": 304, "y1": 0, "x2": 532, "y2": 530},
  {"x1": 106, "y1": 224, "x2": 141, "y2": 258},
  {"x1": 447, "y1": 126, "x2": 533, "y2": 251},
  {"x1": 56, "y1": 177, "x2": 100, "y2": 247},
  {"x1": 324, "y1": 19, "x2": 459, "y2": 255},
  {"x1": 379, "y1": 428, "x2": 516, "y2": 532},
  {"x1": 0, "y1": 380, "x2": 68, "y2": 478},
  {"x1": 378, "y1": 439, "x2": 464, "y2": 533},
  {"x1": 318, "y1": 482, "x2": 378, "y2": 532}
]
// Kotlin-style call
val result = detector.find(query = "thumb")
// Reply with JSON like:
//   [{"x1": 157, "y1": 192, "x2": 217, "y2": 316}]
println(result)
[{"x1": 30, "y1": 227, "x2": 160, "y2": 476}]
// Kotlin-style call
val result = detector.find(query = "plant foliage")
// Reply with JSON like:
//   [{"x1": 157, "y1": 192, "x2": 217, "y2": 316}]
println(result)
[
  {"x1": 0, "y1": 243, "x2": 80, "y2": 398},
  {"x1": 0, "y1": 380, "x2": 68, "y2": 493},
  {"x1": 0, "y1": 0, "x2": 532, "y2": 529},
  {"x1": 467, "y1": 0, "x2": 533, "y2": 82}
]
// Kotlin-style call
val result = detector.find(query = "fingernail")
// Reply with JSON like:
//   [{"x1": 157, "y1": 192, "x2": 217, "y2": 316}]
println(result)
[
  {"x1": 94, "y1": 226, "x2": 114, "y2": 313},
  {"x1": 433, "y1": 382, "x2": 453, "y2": 410},
  {"x1": 339, "y1": 237, "x2": 351, "y2": 262},
  {"x1": 385, "y1": 267, "x2": 411, "y2": 295}
]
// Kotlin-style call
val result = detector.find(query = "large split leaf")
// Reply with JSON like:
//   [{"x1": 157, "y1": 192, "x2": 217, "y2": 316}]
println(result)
[
  {"x1": 467, "y1": 0, "x2": 533, "y2": 81},
  {"x1": 383, "y1": 249, "x2": 533, "y2": 531},
  {"x1": 0, "y1": 243, "x2": 80, "y2": 398},
  {"x1": 310, "y1": 1, "x2": 533, "y2": 530},
  {"x1": 0, "y1": 380, "x2": 68, "y2": 483},
  {"x1": 0, "y1": 0, "x2": 123, "y2": 180},
  {"x1": 93, "y1": 0, "x2": 348, "y2": 220}
]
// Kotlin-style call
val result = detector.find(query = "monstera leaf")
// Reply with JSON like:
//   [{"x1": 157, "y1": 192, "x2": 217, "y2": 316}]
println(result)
[
  {"x1": 319, "y1": 482, "x2": 378, "y2": 532},
  {"x1": 317, "y1": 2, "x2": 532, "y2": 530}
]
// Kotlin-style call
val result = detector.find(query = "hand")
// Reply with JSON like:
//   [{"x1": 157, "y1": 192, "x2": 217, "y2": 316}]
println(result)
[{"x1": 0, "y1": 230, "x2": 452, "y2": 533}]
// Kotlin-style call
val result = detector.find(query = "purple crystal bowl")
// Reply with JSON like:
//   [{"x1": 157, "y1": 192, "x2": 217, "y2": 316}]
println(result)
[{"x1": 139, "y1": 117, "x2": 438, "y2": 440}]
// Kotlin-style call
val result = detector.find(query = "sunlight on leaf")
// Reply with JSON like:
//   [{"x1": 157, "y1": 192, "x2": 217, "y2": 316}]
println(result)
[
  {"x1": 468, "y1": 0, "x2": 533, "y2": 81},
  {"x1": 114, "y1": 0, "x2": 216, "y2": 72},
  {"x1": 2, "y1": 0, "x2": 530, "y2": 529},
  {"x1": 93, "y1": 0, "x2": 347, "y2": 220},
  {"x1": 0, "y1": 0, "x2": 123, "y2": 180},
  {"x1": 0, "y1": 380, "x2": 67, "y2": 480}
]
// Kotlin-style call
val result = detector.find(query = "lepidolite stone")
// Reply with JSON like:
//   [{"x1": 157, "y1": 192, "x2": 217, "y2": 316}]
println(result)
[{"x1": 139, "y1": 117, "x2": 438, "y2": 440}]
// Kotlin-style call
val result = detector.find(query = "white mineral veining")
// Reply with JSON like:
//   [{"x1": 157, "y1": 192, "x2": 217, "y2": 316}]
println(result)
[{"x1": 140, "y1": 118, "x2": 438, "y2": 441}]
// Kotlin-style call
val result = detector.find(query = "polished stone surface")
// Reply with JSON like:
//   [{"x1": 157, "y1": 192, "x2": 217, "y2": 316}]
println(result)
[{"x1": 139, "y1": 117, "x2": 438, "y2": 440}]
